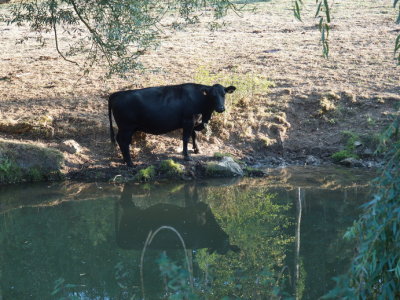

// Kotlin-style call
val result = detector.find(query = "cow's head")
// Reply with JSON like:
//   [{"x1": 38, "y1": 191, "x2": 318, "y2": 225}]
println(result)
[{"x1": 205, "y1": 84, "x2": 236, "y2": 113}]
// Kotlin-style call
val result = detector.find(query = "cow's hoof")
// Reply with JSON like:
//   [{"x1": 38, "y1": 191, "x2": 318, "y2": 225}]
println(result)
[
  {"x1": 184, "y1": 156, "x2": 193, "y2": 161},
  {"x1": 193, "y1": 149, "x2": 200, "y2": 154}
]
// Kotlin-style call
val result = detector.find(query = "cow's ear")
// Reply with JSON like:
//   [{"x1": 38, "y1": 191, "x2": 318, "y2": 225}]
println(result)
[{"x1": 225, "y1": 86, "x2": 236, "y2": 94}]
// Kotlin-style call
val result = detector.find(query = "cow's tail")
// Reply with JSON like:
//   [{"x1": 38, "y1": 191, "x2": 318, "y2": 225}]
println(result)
[{"x1": 108, "y1": 95, "x2": 116, "y2": 145}]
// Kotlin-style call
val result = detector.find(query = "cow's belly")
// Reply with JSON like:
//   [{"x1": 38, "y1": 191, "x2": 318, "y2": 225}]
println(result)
[
  {"x1": 135, "y1": 118, "x2": 182, "y2": 134},
  {"x1": 138, "y1": 126, "x2": 180, "y2": 135},
  {"x1": 133, "y1": 110, "x2": 183, "y2": 134}
]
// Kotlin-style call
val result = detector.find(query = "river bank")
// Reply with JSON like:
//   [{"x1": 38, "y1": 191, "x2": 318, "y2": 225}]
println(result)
[{"x1": 0, "y1": 0, "x2": 398, "y2": 185}]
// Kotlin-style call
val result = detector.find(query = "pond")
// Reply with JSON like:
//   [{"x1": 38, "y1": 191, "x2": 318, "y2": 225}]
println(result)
[{"x1": 0, "y1": 166, "x2": 375, "y2": 299}]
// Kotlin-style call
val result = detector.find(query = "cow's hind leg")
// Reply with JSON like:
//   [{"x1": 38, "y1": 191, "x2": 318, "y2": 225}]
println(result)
[
  {"x1": 192, "y1": 131, "x2": 200, "y2": 154},
  {"x1": 182, "y1": 122, "x2": 194, "y2": 161},
  {"x1": 116, "y1": 129, "x2": 134, "y2": 167}
]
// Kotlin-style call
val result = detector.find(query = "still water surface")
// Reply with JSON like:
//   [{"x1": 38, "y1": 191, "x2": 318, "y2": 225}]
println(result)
[{"x1": 0, "y1": 167, "x2": 374, "y2": 299}]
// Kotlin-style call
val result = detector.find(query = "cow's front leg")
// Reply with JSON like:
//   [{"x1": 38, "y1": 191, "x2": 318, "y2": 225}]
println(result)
[
  {"x1": 116, "y1": 129, "x2": 134, "y2": 167},
  {"x1": 192, "y1": 130, "x2": 200, "y2": 154},
  {"x1": 182, "y1": 121, "x2": 194, "y2": 161}
]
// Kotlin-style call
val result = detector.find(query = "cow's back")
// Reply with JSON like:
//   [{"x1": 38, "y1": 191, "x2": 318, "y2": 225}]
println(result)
[{"x1": 110, "y1": 84, "x2": 203, "y2": 134}]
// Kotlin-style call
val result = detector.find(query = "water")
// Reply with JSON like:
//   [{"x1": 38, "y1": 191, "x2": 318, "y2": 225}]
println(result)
[{"x1": 0, "y1": 166, "x2": 375, "y2": 299}]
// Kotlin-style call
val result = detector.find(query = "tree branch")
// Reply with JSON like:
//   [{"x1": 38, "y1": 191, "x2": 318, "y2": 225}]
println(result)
[
  {"x1": 68, "y1": 0, "x2": 113, "y2": 66},
  {"x1": 51, "y1": 2, "x2": 78, "y2": 65}
]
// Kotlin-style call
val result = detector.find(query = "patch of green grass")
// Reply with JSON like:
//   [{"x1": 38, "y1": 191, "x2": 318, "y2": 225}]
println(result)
[
  {"x1": 213, "y1": 152, "x2": 242, "y2": 165},
  {"x1": 213, "y1": 152, "x2": 232, "y2": 159},
  {"x1": 331, "y1": 131, "x2": 362, "y2": 162},
  {"x1": 331, "y1": 150, "x2": 359, "y2": 162},
  {"x1": 0, "y1": 158, "x2": 23, "y2": 184},
  {"x1": 366, "y1": 115, "x2": 376, "y2": 127},
  {"x1": 26, "y1": 167, "x2": 44, "y2": 182},
  {"x1": 243, "y1": 166, "x2": 266, "y2": 177},
  {"x1": 135, "y1": 165, "x2": 156, "y2": 182},
  {"x1": 159, "y1": 159, "x2": 184, "y2": 177},
  {"x1": 0, "y1": 140, "x2": 64, "y2": 184},
  {"x1": 194, "y1": 66, "x2": 274, "y2": 109},
  {"x1": 342, "y1": 131, "x2": 360, "y2": 151}
]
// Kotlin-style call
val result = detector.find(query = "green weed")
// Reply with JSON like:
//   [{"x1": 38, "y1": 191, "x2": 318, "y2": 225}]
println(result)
[
  {"x1": 213, "y1": 152, "x2": 232, "y2": 159},
  {"x1": 366, "y1": 115, "x2": 376, "y2": 127},
  {"x1": 135, "y1": 166, "x2": 156, "y2": 182},
  {"x1": 0, "y1": 158, "x2": 22, "y2": 184},
  {"x1": 331, "y1": 150, "x2": 359, "y2": 162},
  {"x1": 213, "y1": 152, "x2": 242, "y2": 164},
  {"x1": 159, "y1": 159, "x2": 184, "y2": 177},
  {"x1": 331, "y1": 131, "x2": 361, "y2": 162}
]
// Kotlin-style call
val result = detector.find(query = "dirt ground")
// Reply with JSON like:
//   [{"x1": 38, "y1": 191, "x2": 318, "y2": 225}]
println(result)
[{"x1": 0, "y1": 0, "x2": 399, "y2": 179}]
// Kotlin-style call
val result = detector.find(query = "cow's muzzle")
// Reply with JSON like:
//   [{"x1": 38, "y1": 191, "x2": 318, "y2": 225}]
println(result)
[{"x1": 216, "y1": 107, "x2": 225, "y2": 113}]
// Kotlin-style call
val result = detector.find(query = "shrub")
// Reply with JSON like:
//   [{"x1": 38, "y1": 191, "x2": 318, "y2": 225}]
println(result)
[{"x1": 325, "y1": 116, "x2": 400, "y2": 299}]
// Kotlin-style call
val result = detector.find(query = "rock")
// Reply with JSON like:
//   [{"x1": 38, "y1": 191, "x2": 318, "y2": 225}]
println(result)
[
  {"x1": 339, "y1": 157, "x2": 364, "y2": 168},
  {"x1": 60, "y1": 140, "x2": 82, "y2": 154},
  {"x1": 206, "y1": 157, "x2": 244, "y2": 177},
  {"x1": 362, "y1": 148, "x2": 374, "y2": 156},
  {"x1": 305, "y1": 155, "x2": 321, "y2": 166},
  {"x1": 354, "y1": 141, "x2": 362, "y2": 148}
]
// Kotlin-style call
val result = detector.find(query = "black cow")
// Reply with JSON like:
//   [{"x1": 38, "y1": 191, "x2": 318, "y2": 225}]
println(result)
[{"x1": 108, "y1": 83, "x2": 236, "y2": 166}]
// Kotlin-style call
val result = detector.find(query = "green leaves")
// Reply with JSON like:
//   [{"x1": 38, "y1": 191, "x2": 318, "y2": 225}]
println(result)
[
  {"x1": 326, "y1": 115, "x2": 400, "y2": 299},
  {"x1": 293, "y1": 0, "x2": 331, "y2": 58},
  {"x1": 395, "y1": 0, "x2": 400, "y2": 63},
  {"x1": 396, "y1": 34, "x2": 400, "y2": 65},
  {"x1": 6, "y1": 0, "x2": 238, "y2": 76},
  {"x1": 293, "y1": 0, "x2": 303, "y2": 22},
  {"x1": 315, "y1": 0, "x2": 331, "y2": 58}
]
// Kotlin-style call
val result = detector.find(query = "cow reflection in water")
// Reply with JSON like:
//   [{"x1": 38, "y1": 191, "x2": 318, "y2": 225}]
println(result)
[{"x1": 116, "y1": 183, "x2": 239, "y2": 254}]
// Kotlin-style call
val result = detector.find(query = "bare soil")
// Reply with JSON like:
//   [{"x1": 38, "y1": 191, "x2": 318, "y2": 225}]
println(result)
[{"x1": 0, "y1": 0, "x2": 399, "y2": 180}]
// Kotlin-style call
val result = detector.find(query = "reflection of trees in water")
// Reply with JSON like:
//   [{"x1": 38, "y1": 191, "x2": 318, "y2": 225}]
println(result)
[
  {"x1": 0, "y1": 179, "x2": 368, "y2": 299},
  {"x1": 0, "y1": 181, "x2": 243, "y2": 299},
  {"x1": 196, "y1": 185, "x2": 293, "y2": 299},
  {"x1": 0, "y1": 197, "x2": 127, "y2": 299},
  {"x1": 284, "y1": 186, "x2": 365, "y2": 300}
]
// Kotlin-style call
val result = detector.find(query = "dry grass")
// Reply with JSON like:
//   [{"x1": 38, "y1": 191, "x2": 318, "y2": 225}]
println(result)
[{"x1": 0, "y1": 0, "x2": 399, "y2": 171}]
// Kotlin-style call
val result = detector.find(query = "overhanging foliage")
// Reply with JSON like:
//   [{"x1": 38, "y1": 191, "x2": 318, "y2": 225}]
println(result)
[
  {"x1": 5, "y1": 0, "x2": 240, "y2": 76},
  {"x1": 324, "y1": 115, "x2": 400, "y2": 299}
]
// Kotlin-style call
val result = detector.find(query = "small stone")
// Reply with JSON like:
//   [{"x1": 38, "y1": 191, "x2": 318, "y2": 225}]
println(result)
[
  {"x1": 60, "y1": 139, "x2": 82, "y2": 154},
  {"x1": 362, "y1": 148, "x2": 374, "y2": 156},
  {"x1": 354, "y1": 141, "x2": 362, "y2": 148},
  {"x1": 305, "y1": 155, "x2": 321, "y2": 166},
  {"x1": 206, "y1": 156, "x2": 244, "y2": 177}
]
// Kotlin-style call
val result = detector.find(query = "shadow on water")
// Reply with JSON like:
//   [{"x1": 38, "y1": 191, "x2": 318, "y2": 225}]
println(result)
[{"x1": 0, "y1": 167, "x2": 374, "y2": 299}]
